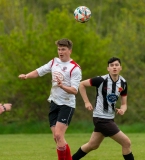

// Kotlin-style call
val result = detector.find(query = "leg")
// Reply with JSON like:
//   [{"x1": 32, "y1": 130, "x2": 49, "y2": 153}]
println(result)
[
  {"x1": 72, "y1": 132, "x2": 104, "y2": 160},
  {"x1": 82, "y1": 131, "x2": 104, "y2": 152},
  {"x1": 51, "y1": 122, "x2": 69, "y2": 160},
  {"x1": 111, "y1": 131, "x2": 134, "y2": 160},
  {"x1": 49, "y1": 102, "x2": 74, "y2": 160},
  {"x1": 51, "y1": 123, "x2": 72, "y2": 160},
  {"x1": 52, "y1": 122, "x2": 68, "y2": 147}
]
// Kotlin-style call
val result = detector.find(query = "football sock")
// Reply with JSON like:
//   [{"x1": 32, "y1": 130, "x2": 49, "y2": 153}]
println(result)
[
  {"x1": 57, "y1": 145, "x2": 66, "y2": 160},
  {"x1": 123, "y1": 152, "x2": 134, "y2": 160},
  {"x1": 66, "y1": 144, "x2": 72, "y2": 160},
  {"x1": 72, "y1": 147, "x2": 87, "y2": 160}
]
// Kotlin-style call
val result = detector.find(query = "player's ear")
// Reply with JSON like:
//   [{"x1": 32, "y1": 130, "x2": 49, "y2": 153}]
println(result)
[
  {"x1": 69, "y1": 49, "x2": 72, "y2": 54},
  {"x1": 107, "y1": 67, "x2": 109, "y2": 72}
]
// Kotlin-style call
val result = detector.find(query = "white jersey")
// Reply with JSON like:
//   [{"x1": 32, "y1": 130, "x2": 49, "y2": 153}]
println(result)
[{"x1": 36, "y1": 57, "x2": 82, "y2": 108}]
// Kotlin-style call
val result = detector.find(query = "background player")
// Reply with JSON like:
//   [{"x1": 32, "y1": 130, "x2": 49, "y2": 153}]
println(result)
[{"x1": 72, "y1": 57, "x2": 134, "y2": 160}]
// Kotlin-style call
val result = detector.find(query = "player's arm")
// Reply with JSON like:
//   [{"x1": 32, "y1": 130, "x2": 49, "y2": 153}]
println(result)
[
  {"x1": 60, "y1": 85, "x2": 77, "y2": 95},
  {"x1": 18, "y1": 60, "x2": 53, "y2": 80},
  {"x1": 18, "y1": 70, "x2": 39, "y2": 80},
  {"x1": 56, "y1": 76, "x2": 78, "y2": 95},
  {"x1": 56, "y1": 67, "x2": 82, "y2": 95},
  {"x1": 116, "y1": 81, "x2": 128, "y2": 115},
  {"x1": 116, "y1": 95, "x2": 127, "y2": 115},
  {"x1": 79, "y1": 79, "x2": 93, "y2": 111}
]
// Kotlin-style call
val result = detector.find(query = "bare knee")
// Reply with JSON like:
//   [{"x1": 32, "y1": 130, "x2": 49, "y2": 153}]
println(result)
[
  {"x1": 91, "y1": 144, "x2": 100, "y2": 150},
  {"x1": 122, "y1": 138, "x2": 131, "y2": 148},
  {"x1": 54, "y1": 132, "x2": 61, "y2": 142},
  {"x1": 83, "y1": 142, "x2": 100, "y2": 152}
]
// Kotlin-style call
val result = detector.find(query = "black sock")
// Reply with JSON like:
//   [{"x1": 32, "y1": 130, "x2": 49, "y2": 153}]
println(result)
[
  {"x1": 123, "y1": 152, "x2": 134, "y2": 160},
  {"x1": 72, "y1": 147, "x2": 87, "y2": 160}
]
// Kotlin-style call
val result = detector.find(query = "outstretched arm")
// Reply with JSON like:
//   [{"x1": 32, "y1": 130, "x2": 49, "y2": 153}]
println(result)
[
  {"x1": 18, "y1": 70, "x2": 39, "y2": 80},
  {"x1": 79, "y1": 79, "x2": 93, "y2": 111}
]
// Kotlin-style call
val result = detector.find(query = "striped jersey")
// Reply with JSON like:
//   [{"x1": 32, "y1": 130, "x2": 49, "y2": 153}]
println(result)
[
  {"x1": 36, "y1": 57, "x2": 82, "y2": 108},
  {"x1": 90, "y1": 74, "x2": 127, "y2": 119}
]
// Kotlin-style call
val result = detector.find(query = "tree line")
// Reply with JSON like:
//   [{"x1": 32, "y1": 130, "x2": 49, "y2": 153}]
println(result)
[{"x1": 0, "y1": 0, "x2": 145, "y2": 124}]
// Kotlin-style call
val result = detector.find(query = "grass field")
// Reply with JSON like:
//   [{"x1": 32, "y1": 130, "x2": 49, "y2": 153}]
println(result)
[{"x1": 0, "y1": 133, "x2": 144, "y2": 160}]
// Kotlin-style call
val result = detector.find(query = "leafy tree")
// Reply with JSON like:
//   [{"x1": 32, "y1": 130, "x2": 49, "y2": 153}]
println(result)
[
  {"x1": 0, "y1": 2, "x2": 109, "y2": 123},
  {"x1": 0, "y1": 0, "x2": 145, "y2": 125}
]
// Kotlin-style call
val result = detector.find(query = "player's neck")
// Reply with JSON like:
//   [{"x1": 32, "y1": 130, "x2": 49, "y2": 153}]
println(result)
[
  {"x1": 59, "y1": 57, "x2": 71, "y2": 62},
  {"x1": 110, "y1": 74, "x2": 119, "y2": 82}
]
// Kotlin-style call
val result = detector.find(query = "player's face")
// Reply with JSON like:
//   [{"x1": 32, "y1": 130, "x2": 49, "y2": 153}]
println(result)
[
  {"x1": 57, "y1": 46, "x2": 72, "y2": 62},
  {"x1": 107, "y1": 60, "x2": 122, "y2": 76}
]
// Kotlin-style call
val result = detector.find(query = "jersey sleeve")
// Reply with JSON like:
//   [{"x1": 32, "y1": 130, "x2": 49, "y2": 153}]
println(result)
[
  {"x1": 36, "y1": 60, "x2": 53, "y2": 77},
  {"x1": 120, "y1": 82, "x2": 127, "y2": 96},
  {"x1": 70, "y1": 67, "x2": 82, "y2": 91},
  {"x1": 90, "y1": 76, "x2": 104, "y2": 88}
]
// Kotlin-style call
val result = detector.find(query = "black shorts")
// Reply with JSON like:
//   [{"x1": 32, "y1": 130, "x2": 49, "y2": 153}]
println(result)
[
  {"x1": 93, "y1": 117, "x2": 120, "y2": 137},
  {"x1": 48, "y1": 101, "x2": 75, "y2": 127}
]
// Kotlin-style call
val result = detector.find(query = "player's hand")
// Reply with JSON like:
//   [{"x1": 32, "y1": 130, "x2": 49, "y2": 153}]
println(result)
[
  {"x1": 0, "y1": 104, "x2": 4, "y2": 114},
  {"x1": 85, "y1": 102, "x2": 93, "y2": 111},
  {"x1": 18, "y1": 74, "x2": 27, "y2": 80},
  {"x1": 116, "y1": 108, "x2": 124, "y2": 115},
  {"x1": 3, "y1": 103, "x2": 12, "y2": 111},
  {"x1": 56, "y1": 76, "x2": 63, "y2": 88},
  {"x1": 0, "y1": 103, "x2": 12, "y2": 114}
]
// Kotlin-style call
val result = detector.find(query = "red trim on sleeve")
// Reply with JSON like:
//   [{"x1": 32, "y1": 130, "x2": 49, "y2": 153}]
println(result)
[
  {"x1": 121, "y1": 94, "x2": 127, "y2": 97},
  {"x1": 70, "y1": 60, "x2": 81, "y2": 77},
  {"x1": 89, "y1": 79, "x2": 92, "y2": 86},
  {"x1": 51, "y1": 59, "x2": 54, "y2": 68}
]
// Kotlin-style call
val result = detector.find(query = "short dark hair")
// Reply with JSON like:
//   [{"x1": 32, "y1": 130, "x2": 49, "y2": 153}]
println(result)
[
  {"x1": 108, "y1": 57, "x2": 121, "y2": 66},
  {"x1": 55, "y1": 38, "x2": 73, "y2": 49}
]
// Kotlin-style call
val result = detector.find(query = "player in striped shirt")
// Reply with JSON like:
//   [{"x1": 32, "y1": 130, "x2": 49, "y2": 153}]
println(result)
[
  {"x1": 72, "y1": 57, "x2": 134, "y2": 160},
  {"x1": 18, "y1": 38, "x2": 82, "y2": 160}
]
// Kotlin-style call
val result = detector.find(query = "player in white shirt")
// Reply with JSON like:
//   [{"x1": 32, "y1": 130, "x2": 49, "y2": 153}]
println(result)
[
  {"x1": 72, "y1": 57, "x2": 134, "y2": 160},
  {"x1": 18, "y1": 38, "x2": 82, "y2": 160}
]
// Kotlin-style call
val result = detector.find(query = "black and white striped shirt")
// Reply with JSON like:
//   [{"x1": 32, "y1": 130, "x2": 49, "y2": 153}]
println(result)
[{"x1": 90, "y1": 74, "x2": 127, "y2": 119}]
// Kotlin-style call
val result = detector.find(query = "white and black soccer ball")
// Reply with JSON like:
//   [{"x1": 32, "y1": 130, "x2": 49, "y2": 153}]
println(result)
[{"x1": 74, "y1": 6, "x2": 91, "y2": 23}]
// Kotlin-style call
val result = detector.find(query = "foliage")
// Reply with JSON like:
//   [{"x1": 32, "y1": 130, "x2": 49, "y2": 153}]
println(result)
[{"x1": 0, "y1": 0, "x2": 145, "y2": 125}]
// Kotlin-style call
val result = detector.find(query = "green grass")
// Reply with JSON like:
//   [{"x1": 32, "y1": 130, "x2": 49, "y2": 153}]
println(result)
[
  {"x1": 0, "y1": 121, "x2": 145, "y2": 134},
  {"x1": 0, "y1": 133, "x2": 144, "y2": 160}
]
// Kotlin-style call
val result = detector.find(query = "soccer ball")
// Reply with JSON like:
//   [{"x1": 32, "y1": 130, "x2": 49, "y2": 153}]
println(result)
[{"x1": 74, "y1": 6, "x2": 91, "y2": 23}]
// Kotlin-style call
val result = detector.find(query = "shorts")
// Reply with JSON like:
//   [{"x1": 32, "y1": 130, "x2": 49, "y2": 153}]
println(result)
[
  {"x1": 93, "y1": 117, "x2": 120, "y2": 137},
  {"x1": 48, "y1": 101, "x2": 75, "y2": 127}
]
